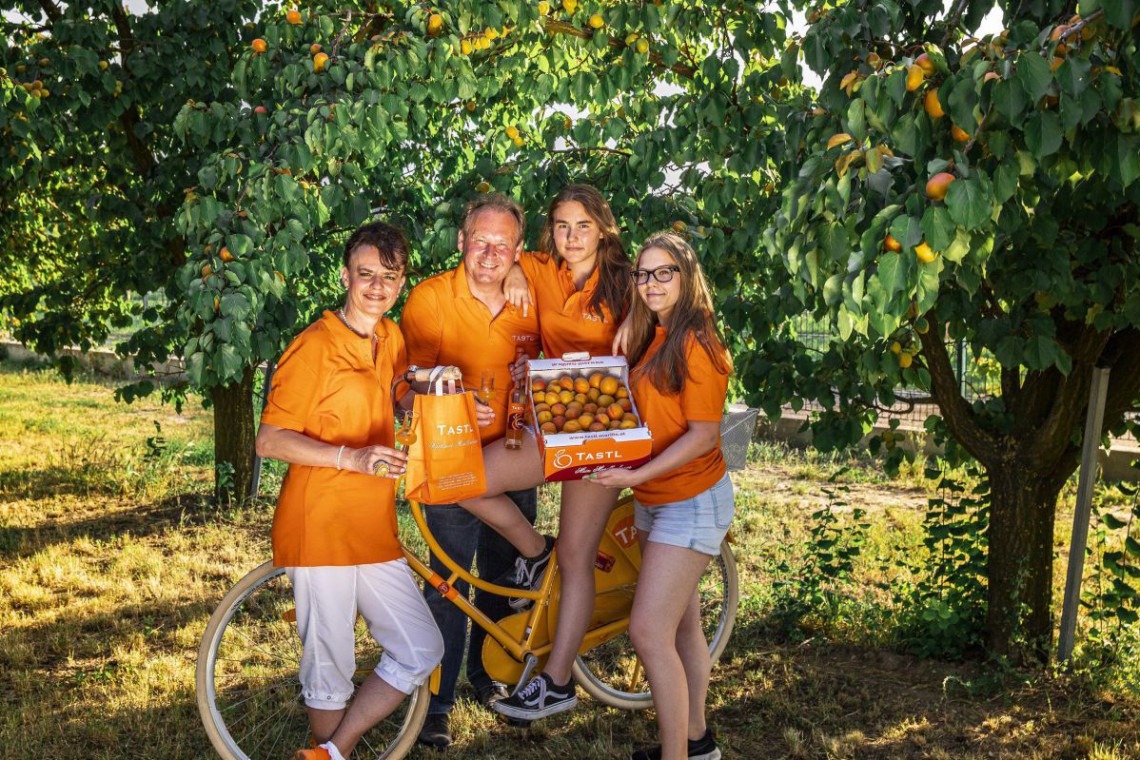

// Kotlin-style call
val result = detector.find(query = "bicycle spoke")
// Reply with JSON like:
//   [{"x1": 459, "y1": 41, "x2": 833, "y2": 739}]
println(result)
[
  {"x1": 217, "y1": 679, "x2": 299, "y2": 717},
  {"x1": 220, "y1": 621, "x2": 298, "y2": 668},
  {"x1": 234, "y1": 694, "x2": 299, "y2": 755}
]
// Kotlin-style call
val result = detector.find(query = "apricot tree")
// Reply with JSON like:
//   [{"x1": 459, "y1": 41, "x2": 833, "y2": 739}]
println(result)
[{"x1": 770, "y1": 0, "x2": 1140, "y2": 658}]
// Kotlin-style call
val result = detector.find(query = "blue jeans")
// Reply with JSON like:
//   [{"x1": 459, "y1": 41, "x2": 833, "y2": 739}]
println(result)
[{"x1": 423, "y1": 488, "x2": 538, "y2": 716}]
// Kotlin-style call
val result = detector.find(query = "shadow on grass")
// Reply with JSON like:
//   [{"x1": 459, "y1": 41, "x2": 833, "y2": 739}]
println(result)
[
  {"x1": 707, "y1": 613, "x2": 1139, "y2": 758},
  {"x1": 0, "y1": 489, "x2": 220, "y2": 560}
]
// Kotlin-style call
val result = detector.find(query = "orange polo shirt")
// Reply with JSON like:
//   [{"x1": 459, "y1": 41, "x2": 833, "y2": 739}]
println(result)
[
  {"x1": 400, "y1": 262, "x2": 540, "y2": 443},
  {"x1": 261, "y1": 311, "x2": 406, "y2": 567},
  {"x1": 517, "y1": 251, "x2": 620, "y2": 360},
  {"x1": 631, "y1": 326, "x2": 731, "y2": 506}
]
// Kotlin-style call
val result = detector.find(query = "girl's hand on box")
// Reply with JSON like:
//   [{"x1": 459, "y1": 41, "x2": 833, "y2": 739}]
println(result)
[{"x1": 589, "y1": 467, "x2": 646, "y2": 489}]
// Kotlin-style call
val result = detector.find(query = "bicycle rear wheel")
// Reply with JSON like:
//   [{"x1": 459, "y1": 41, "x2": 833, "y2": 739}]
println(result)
[
  {"x1": 196, "y1": 562, "x2": 429, "y2": 760},
  {"x1": 571, "y1": 538, "x2": 738, "y2": 710}
]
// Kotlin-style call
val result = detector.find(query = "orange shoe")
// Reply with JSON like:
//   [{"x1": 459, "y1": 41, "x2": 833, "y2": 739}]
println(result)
[{"x1": 293, "y1": 748, "x2": 331, "y2": 760}]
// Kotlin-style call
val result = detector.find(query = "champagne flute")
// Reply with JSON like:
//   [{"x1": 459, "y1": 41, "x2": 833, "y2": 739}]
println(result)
[
  {"x1": 395, "y1": 409, "x2": 418, "y2": 450},
  {"x1": 477, "y1": 370, "x2": 495, "y2": 406}
]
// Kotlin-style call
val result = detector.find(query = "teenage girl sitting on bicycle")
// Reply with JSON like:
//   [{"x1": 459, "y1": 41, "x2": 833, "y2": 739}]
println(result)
[
  {"x1": 256, "y1": 222, "x2": 444, "y2": 760},
  {"x1": 590, "y1": 232, "x2": 734, "y2": 760},
  {"x1": 455, "y1": 184, "x2": 633, "y2": 720}
]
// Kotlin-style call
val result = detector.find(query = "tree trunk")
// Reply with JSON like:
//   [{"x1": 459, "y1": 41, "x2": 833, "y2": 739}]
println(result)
[
  {"x1": 211, "y1": 367, "x2": 256, "y2": 508},
  {"x1": 985, "y1": 466, "x2": 1059, "y2": 662}
]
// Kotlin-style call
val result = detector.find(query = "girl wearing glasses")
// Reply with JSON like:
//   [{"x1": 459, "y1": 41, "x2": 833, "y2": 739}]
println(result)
[
  {"x1": 591, "y1": 232, "x2": 733, "y2": 760},
  {"x1": 456, "y1": 184, "x2": 634, "y2": 721}
]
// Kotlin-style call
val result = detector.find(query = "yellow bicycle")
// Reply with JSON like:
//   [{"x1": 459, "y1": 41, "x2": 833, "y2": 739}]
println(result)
[{"x1": 196, "y1": 494, "x2": 738, "y2": 759}]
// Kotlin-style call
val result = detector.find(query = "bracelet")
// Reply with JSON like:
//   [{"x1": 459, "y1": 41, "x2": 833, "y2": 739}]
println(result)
[{"x1": 336, "y1": 445, "x2": 346, "y2": 470}]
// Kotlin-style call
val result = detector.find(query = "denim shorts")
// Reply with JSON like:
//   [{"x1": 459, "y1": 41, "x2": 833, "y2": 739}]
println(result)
[{"x1": 634, "y1": 473, "x2": 735, "y2": 556}]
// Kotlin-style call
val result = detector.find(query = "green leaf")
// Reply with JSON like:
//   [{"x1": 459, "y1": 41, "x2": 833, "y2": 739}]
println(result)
[
  {"x1": 921, "y1": 206, "x2": 955, "y2": 251},
  {"x1": 1016, "y1": 53, "x2": 1053, "y2": 102},
  {"x1": 994, "y1": 161, "x2": 1019, "y2": 203},
  {"x1": 945, "y1": 175, "x2": 993, "y2": 230},
  {"x1": 1104, "y1": 0, "x2": 1137, "y2": 28},
  {"x1": 992, "y1": 79, "x2": 1027, "y2": 122},
  {"x1": 1026, "y1": 111, "x2": 1063, "y2": 157}
]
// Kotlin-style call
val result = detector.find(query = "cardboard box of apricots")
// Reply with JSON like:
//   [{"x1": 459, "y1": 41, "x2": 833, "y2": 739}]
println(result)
[{"x1": 525, "y1": 354, "x2": 652, "y2": 482}]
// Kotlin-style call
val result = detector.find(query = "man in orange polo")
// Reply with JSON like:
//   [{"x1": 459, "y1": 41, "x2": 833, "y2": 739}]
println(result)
[{"x1": 400, "y1": 194, "x2": 542, "y2": 748}]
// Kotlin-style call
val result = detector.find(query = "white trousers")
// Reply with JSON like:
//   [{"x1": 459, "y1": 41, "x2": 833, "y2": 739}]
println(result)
[{"x1": 286, "y1": 560, "x2": 444, "y2": 710}]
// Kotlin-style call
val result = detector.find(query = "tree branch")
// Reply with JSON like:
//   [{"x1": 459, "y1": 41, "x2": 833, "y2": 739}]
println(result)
[
  {"x1": 36, "y1": 0, "x2": 61, "y2": 22},
  {"x1": 918, "y1": 320, "x2": 1000, "y2": 465},
  {"x1": 1024, "y1": 325, "x2": 1112, "y2": 469},
  {"x1": 109, "y1": 4, "x2": 157, "y2": 177},
  {"x1": 543, "y1": 19, "x2": 696, "y2": 79}
]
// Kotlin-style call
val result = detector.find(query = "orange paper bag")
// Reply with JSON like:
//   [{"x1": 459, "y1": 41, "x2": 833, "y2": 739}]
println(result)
[{"x1": 404, "y1": 371, "x2": 486, "y2": 505}]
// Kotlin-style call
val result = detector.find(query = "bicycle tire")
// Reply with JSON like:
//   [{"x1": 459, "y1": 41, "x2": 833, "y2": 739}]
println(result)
[
  {"x1": 571, "y1": 538, "x2": 739, "y2": 710},
  {"x1": 196, "y1": 561, "x2": 430, "y2": 760}
]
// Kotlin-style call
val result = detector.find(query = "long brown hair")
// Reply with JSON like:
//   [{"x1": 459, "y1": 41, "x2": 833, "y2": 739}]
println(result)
[
  {"x1": 537, "y1": 184, "x2": 631, "y2": 322},
  {"x1": 627, "y1": 232, "x2": 730, "y2": 395}
]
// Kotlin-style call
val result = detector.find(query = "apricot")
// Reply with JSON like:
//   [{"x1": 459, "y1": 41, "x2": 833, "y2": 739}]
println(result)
[
  {"x1": 552, "y1": 415, "x2": 566, "y2": 429},
  {"x1": 595, "y1": 413, "x2": 611, "y2": 426},
  {"x1": 884, "y1": 233, "x2": 902, "y2": 252},
  {"x1": 915, "y1": 52, "x2": 936, "y2": 75},
  {"x1": 951, "y1": 124, "x2": 970, "y2": 142},
  {"x1": 583, "y1": 403, "x2": 599, "y2": 414},
  {"x1": 551, "y1": 403, "x2": 567, "y2": 416},
  {"x1": 606, "y1": 403, "x2": 625, "y2": 420},
  {"x1": 587, "y1": 388, "x2": 601, "y2": 401},
  {"x1": 544, "y1": 391, "x2": 561, "y2": 406},
  {"x1": 558, "y1": 375, "x2": 575, "y2": 390},
  {"x1": 588, "y1": 372, "x2": 605, "y2": 389},
  {"x1": 599, "y1": 376, "x2": 619, "y2": 396},
  {"x1": 574, "y1": 392, "x2": 588, "y2": 405},
  {"x1": 615, "y1": 386, "x2": 629, "y2": 399},
  {"x1": 565, "y1": 404, "x2": 582, "y2": 420},
  {"x1": 915, "y1": 242, "x2": 937, "y2": 263},
  {"x1": 925, "y1": 172, "x2": 955, "y2": 202},
  {"x1": 619, "y1": 420, "x2": 637, "y2": 429},
  {"x1": 540, "y1": 421, "x2": 557, "y2": 434},
  {"x1": 531, "y1": 378, "x2": 547, "y2": 392},
  {"x1": 573, "y1": 377, "x2": 590, "y2": 393},
  {"x1": 563, "y1": 420, "x2": 582, "y2": 433},
  {"x1": 618, "y1": 398, "x2": 633, "y2": 412},
  {"x1": 558, "y1": 389, "x2": 574, "y2": 404},
  {"x1": 251, "y1": 38, "x2": 267, "y2": 54},
  {"x1": 597, "y1": 394, "x2": 615, "y2": 408},
  {"x1": 622, "y1": 413, "x2": 638, "y2": 423},
  {"x1": 537, "y1": 410, "x2": 553, "y2": 424},
  {"x1": 589, "y1": 422, "x2": 607, "y2": 432},
  {"x1": 923, "y1": 89, "x2": 944, "y2": 119},
  {"x1": 578, "y1": 413, "x2": 595, "y2": 428},
  {"x1": 905, "y1": 64, "x2": 924, "y2": 92},
  {"x1": 609, "y1": 420, "x2": 622, "y2": 430},
  {"x1": 534, "y1": 402, "x2": 551, "y2": 414}
]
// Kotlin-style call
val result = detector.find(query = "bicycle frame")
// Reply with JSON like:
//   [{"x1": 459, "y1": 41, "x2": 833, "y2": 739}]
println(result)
[{"x1": 398, "y1": 496, "x2": 642, "y2": 691}]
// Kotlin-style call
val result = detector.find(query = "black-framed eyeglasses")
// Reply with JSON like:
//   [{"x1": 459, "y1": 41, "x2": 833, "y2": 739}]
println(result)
[{"x1": 632, "y1": 265, "x2": 681, "y2": 285}]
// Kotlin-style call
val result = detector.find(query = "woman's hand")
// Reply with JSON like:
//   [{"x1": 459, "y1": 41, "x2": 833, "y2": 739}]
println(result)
[
  {"x1": 503, "y1": 263, "x2": 533, "y2": 317},
  {"x1": 474, "y1": 397, "x2": 496, "y2": 427},
  {"x1": 589, "y1": 466, "x2": 646, "y2": 489},
  {"x1": 345, "y1": 445, "x2": 408, "y2": 478},
  {"x1": 611, "y1": 313, "x2": 634, "y2": 355}
]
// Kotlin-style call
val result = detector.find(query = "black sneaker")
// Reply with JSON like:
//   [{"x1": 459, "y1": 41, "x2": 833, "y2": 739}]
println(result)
[
  {"x1": 500, "y1": 535, "x2": 555, "y2": 610},
  {"x1": 492, "y1": 673, "x2": 577, "y2": 721},
  {"x1": 416, "y1": 712, "x2": 451, "y2": 749},
  {"x1": 630, "y1": 728, "x2": 721, "y2": 760}
]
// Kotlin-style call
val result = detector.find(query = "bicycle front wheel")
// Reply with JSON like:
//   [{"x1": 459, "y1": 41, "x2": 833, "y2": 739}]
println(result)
[
  {"x1": 196, "y1": 561, "x2": 429, "y2": 760},
  {"x1": 571, "y1": 538, "x2": 739, "y2": 710}
]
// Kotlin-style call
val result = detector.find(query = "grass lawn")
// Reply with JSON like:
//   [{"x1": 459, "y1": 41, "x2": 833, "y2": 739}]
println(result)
[{"x1": 2, "y1": 360, "x2": 1138, "y2": 759}]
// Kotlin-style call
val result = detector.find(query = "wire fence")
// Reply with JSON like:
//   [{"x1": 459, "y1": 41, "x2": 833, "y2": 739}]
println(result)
[{"x1": 786, "y1": 314, "x2": 1000, "y2": 429}]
